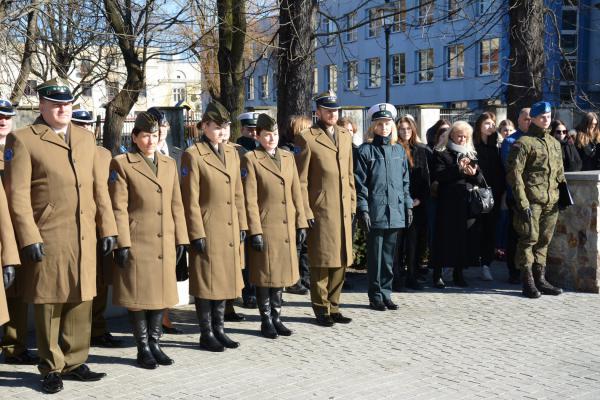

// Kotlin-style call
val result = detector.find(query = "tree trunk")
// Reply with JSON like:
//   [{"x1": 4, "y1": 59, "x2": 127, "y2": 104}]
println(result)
[
  {"x1": 10, "y1": 0, "x2": 39, "y2": 105},
  {"x1": 507, "y1": 0, "x2": 546, "y2": 124},
  {"x1": 217, "y1": 0, "x2": 246, "y2": 142},
  {"x1": 277, "y1": 0, "x2": 316, "y2": 139}
]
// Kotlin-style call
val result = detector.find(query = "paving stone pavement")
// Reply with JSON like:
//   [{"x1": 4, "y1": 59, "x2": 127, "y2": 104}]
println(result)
[{"x1": 2, "y1": 262, "x2": 600, "y2": 399}]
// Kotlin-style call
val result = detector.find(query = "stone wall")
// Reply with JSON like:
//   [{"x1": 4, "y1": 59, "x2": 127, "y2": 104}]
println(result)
[{"x1": 547, "y1": 171, "x2": 600, "y2": 293}]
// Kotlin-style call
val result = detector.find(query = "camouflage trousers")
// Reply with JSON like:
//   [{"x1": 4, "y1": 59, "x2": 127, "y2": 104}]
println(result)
[{"x1": 512, "y1": 203, "x2": 559, "y2": 268}]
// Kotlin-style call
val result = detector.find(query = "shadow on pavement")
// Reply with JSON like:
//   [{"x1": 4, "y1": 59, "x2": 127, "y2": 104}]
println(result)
[{"x1": 0, "y1": 370, "x2": 41, "y2": 391}]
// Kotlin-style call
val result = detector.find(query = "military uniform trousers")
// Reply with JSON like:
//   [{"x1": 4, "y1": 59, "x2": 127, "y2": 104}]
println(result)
[
  {"x1": 367, "y1": 228, "x2": 400, "y2": 302},
  {"x1": 1, "y1": 297, "x2": 29, "y2": 357},
  {"x1": 513, "y1": 203, "x2": 559, "y2": 268},
  {"x1": 34, "y1": 300, "x2": 92, "y2": 376},
  {"x1": 310, "y1": 266, "x2": 346, "y2": 316}
]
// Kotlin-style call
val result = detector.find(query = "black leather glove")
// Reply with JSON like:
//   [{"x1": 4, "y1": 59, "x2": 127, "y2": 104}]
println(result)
[
  {"x1": 191, "y1": 238, "x2": 206, "y2": 254},
  {"x1": 359, "y1": 211, "x2": 371, "y2": 233},
  {"x1": 114, "y1": 247, "x2": 130, "y2": 268},
  {"x1": 240, "y1": 230, "x2": 247, "y2": 243},
  {"x1": 296, "y1": 228, "x2": 307, "y2": 246},
  {"x1": 250, "y1": 234, "x2": 264, "y2": 252},
  {"x1": 3, "y1": 266, "x2": 15, "y2": 289},
  {"x1": 522, "y1": 208, "x2": 533, "y2": 222},
  {"x1": 101, "y1": 236, "x2": 117, "y2": 257},
  {"x1": 22, "y1": 243, "x2": 44, "y2": 262},
  {"x1": 176, "y1": 245, "x2": 185, "y2": 264},
  {"x1": 307, "y1": 219, "x2": 315, "y2": 228},
  {"x1": 406, "y1": 208, "x2": 413, "y2": 227}
]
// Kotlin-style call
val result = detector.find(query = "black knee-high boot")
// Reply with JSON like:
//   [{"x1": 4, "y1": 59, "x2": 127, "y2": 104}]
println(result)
[
  {"x1": 128, "y1": 310, "x2": 157, "y2": 369},
  {"x1": 212, "y1": 300, "x2": 240, "y2": 349},
  {"x1": 432, "y1": 266, "x2": 445, "y2": 289},
  {"x1": 194, "y1": 298, "x2": 224, "y2": 352},
  {"x1": 147, "y1": 310, "x2": 174, "y2": 365},
  {"x1": 270, "y1": 288, "x2": 292, "y2": 336},
  {"x1": 256, "y1": 287, "x2": 277, "y2": 339}
]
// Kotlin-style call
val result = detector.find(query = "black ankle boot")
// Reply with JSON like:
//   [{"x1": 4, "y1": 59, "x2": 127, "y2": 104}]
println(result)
[
  {"x1": 521, "y1": 265, "x2": 541, "y2": 299},
  {"x1": 128, "y1": 311, "x2": 157, "y2": 369},
  {"x1": 194, "y1": 298, "x2": 224, "y2": 352},
  {"x1": 453, "y1": 267, "x2": 468, "y2": 287},
  {"x1": 532, "y1": 264, "x2": 563, "y2": 295},
  {"x1": 432, "y1": 267, "x2": 445, "y2": 289},
  {"x1": 270, "y1": 288, "x2": 292, "y2": 336},
  {"x1": 146, "y1": 310, "x2": 174, "y2": 365},
  {"x1": 257, "y1": 287, "x2": 278, "y2": 339},
  {"x1": 212, "y1": 300, "x2": 240, "y2": 348}
]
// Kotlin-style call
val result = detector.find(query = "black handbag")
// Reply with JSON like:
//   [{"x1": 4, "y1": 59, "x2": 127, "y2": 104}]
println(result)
[
  {"x1": 558, "y1": 181, "x2": 574, "y2": 210},
  {"x1": 468, "y1": 176, "x2": 495, "y2": 217}
]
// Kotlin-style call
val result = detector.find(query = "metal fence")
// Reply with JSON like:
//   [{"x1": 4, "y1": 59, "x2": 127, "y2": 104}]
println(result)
[{"x1": 440, "y1": 108, "x2": 477, "y2": 124}]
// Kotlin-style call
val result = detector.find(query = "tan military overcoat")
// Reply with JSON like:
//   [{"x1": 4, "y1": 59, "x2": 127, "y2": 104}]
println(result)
[
  {"x1": 0, "y1": 180, "x2": 20, "y2": 324},
  {"x1": 181, "y1": 141, "x2": 248, "y2": 300},
  {"x1": 242, "y1": 149, "x2": 308, "y2": 287},
  {"x1": 3, "y1": 118, "x2": 117, "y2": 304},
  {"x1": 94, "y1": 146, "x2": 117, "y2": 286},
  {"x1": 294, "y1": 124, "x2": 356, "y2": 268},
  {"x1": 109, "y1": 151, "x2": 189, "y2": 309}
]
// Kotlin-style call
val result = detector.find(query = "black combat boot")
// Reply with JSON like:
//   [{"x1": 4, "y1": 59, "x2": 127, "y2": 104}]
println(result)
[
  {"x1": 128, "y1": 310, "x2": 157, "y2": 369},
  {"x1": 532, "y1": 264, "x2": 563, "y2": 295},
  {"x1": 452, "y1": 267, "x2": 468, "y2": 287},
  {"x1": 146, "y1": 310, "x2": 174, "y2": 365},
  {"x1": 224, "y1": 300, "x2": 245, "y2": 322},
  {"x1": 257, "y1": 287, "x2": 278, "y2": 339},
  {"x1": 194, "y1": 298, "x2": 224, "y2": 352},
  {"x1": 521, "y1": 266, "x2": 542, "y2": 299},
  {"x1": 432, "y1": 266, "x2": 445, "y2": 289},
  {"x1": 270, "y1": 288, "x2": 292, "y2": 336},
  {"x1": 212, "y1": 300, "x2": 240, "y2": 348}
]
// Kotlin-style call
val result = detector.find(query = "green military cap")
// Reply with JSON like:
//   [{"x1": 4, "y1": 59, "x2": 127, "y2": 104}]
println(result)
[
  {"x1": 37, "y1": 77, "x2": 74, "y2": 103},
  {"x1": 256, "y1": 113, "x2": 277, "y2": 133},
  {"x1": 134, "y1": 111, "x2": 159, "y2": 133},
  {"x1": 203, "y1": 100, "x2": 230, "y2": 125}
]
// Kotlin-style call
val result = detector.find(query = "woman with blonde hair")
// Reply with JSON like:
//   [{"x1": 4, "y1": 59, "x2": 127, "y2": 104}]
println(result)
[
  {"x1": 355, "y1": 104, "x2": 412, "y2": 311},
  {"x1": 431, "y1": 121, "x2": 485, "y2": 288},
  {"x1": 575, "y1": 112, "x2": 600, "y2": 170}
]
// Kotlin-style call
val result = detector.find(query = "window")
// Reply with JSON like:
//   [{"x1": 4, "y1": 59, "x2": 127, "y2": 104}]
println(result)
[
  {"x1": 446, "y1": 44, "x2": 464, "y2": 79},
  {"x1": 368, "y1": 8, "x2": 383, "y2": 38},
  {"x1": 80, "y1": 60, "x2": 93, "y2": 76},
  {"x1": 81, "y1": 82, "x2": 93, "y2": 97},
  {"x1": 562, "y1": 10, "x2": 578, "y2": 31},
  {"x1": 447, "y1": 0, "x2": 460, "y2": 20},
  {"x1": 272, "y1": 74, "x2": 278, "y2": 100},
  {"x1": 417, "y1": 48, "x2": 434, "y2": 82},
  {"x1": 173, "y1": 87, "x2": 186, "y2": 103},
  {"x1": 345, "y1": 61, "x2": 358, "y2": 90},
  {"x1": 346, "y1": 12, "x2": 357, "y2": 42},
  {"x1": 418, "y1": 0, "x2": 434, "y2": 26},
  {"x1": 561, "y1": 59, "x2": 577, "y2": 82},
  {"x1": 479, "y1": 38, "x2": 499, "y2": 75},
  {"x1": 367, "y1": 57, "x2": 381, "y2": 88},
  {"x1": 478, "y1": 0, "x2": 495, "y2": 15},
  {"x1": 391, "y1": 54, "x2": 406, "y2": 85},
  {"x1": 391, "y1": 1, "x2": 406, "y2": 32},
  {"x1": 260, "y1": 75, "x2": 269, "y2": 99},
  {"x1": 560, "y1": 84, "x2": 575, "y2": 102},
  {"x1": 246, "y1": 77, "x2": 255, "y2": 100},
  {"x1": 24, "y1": 79, "x2": 37, "y2": 96},
  {"x1": 313, "y1": 68, "x2": 319, "y2": 94},
  {"x1": 561, "y1": 34, "x2": 578, "y2": 54},
  {"x1": 325, "y1": 65, "x2": 337, "y2": 91},
  {"x1": 324, "y1": 17, "x2": 336, "y2": 46}
]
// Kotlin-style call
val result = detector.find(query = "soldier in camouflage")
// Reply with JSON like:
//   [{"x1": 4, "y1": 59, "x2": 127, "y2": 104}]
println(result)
[{"x1": 507, "y1": 101, "x2": 564, "y2": 299}]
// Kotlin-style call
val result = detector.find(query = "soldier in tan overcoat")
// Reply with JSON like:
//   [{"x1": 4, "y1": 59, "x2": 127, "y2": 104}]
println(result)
[
  {"x1": 0, "y1": 168, "x2": 20, "y2": 326},
  {"x1": 110, "y1": 112, "x2": 188, "y2": 369},
  {"x1": 294, "y1": 91, "x2": 356, "y2": 327},
  {"x1": 181, "y1": 100, "x2": 248, "y2": 352},
  {"x1": 242, "y1": 114, "x2": 308, "y2": 339},
  {"x1": 0, "y1": 99, "x2": 37, "y2": 365},
  {"x1": 3, "y1": 79, "x2": 117, "y2": 394}
]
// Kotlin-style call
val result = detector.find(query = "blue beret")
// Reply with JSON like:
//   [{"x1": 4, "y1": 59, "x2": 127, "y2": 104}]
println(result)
[{"x1": 530, "y1": 101, "x2": 551, "y2": 118}]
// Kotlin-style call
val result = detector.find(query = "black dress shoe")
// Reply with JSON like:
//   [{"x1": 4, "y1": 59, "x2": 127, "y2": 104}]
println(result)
[
  {"x1": 162, "y1": 325, "x2": 184, "y2": 334},
  {"x1": 224, "y1": 311, "x2": 245, "y2": 322},
  {"x1": 331, "y1": 313, "x2": 352, "y2": 324},
  {"x1": 369, "y1": 301, "x2": 387, "y2": 311},
  {"x1": 4, "y1": 349, "x2": 40, "y2": 365},
  {"x1": 42, "y1": 372, "x2": 63, "y2": 394},
  {"x1": 91, "y1": 332, "x2": 125, "y2": 347},
  {"x1": 315, "y1": 315, "x2": 335, "y2": 327},
  {"x1": 285, "y1": 282, "x2": 309, "y2": 295},
  {"x1": 62, "y1": 364, "x2": 106, "y2": 382},
  {"x1": 383, "y1": 299, "x2": 399, "y2": 310}
]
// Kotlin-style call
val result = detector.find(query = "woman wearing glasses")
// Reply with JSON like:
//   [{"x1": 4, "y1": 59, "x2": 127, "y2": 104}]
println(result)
[{"x1": 551, "y1": 119, "x2": 581, "y2": 172}]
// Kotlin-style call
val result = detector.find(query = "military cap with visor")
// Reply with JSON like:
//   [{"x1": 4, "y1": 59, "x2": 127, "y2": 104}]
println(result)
[
  {"x1": 530, "y1": 101, "x2": 552, "y2": 118},
  {"x1": 203, "y1": 100, "x2": 231, "y2": 125},
  {"x1": 238, "y1": 112, "x2": 260, "y2": 127},
  {"x1": 0, "y1": 99, "x2": 16, "y2": 117},
  {"x1": 71, "y1": 105, "x2": 94, "y2": 124},
  {"x1": 134, "y1": 112, "x2": 159, "y2": 133},
  {"x1": 367, "y1": 103, "x2": 397, "y2": 122},
  {"x1": 314, "y1": 90, "x2": 341, "y2": 110},
  {"x1": 256, "y1": 113, "x2": 277, "y2": 134},
  {"x1": 37, "y1": 78, "x2": 74, "y2": 103},
  {"x1": 147, "y1": 107, "x2": 168, "y2": 126}
]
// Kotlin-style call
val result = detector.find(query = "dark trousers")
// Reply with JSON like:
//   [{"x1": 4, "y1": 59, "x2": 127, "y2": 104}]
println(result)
[
  {"x1": 91, "y1": 284, "x2": 108, "y2": 338},
  {"x1": 394, "y1": 208, "x2": 426, "y2": 284},
  {"x1": 368, "y1": 228, "x2": 400, "y2": 302},
  {"x1": 506, "y1": 203, "x2": 520, "y2": 278},
  {"x1": 476, "y1": 204, "x2": 500, "y2": 266},
  {"x1": 241, "y1": 267, "x2": 255, "y2": 301},
  {"x1": 297, "y1": 241, "x2": 310, "y2": 287}
]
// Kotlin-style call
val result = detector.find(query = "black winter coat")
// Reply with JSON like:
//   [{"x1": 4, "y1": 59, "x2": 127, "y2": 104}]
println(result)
[
  {"x1": 408, "y1": 143, "x2": 431, "y2": 203},
  {"x1": 474, "y1": 132, "x2": 505, "y2": 204},
  {"x1": 431, "y1": 148, "x2": 484, "y2": 269},
  {"x1": 577, "y1": 142, "x2": 600, "y2": 171},
  {"x1": 561, "y1": 140, "x2": 582, "y2": 172}
]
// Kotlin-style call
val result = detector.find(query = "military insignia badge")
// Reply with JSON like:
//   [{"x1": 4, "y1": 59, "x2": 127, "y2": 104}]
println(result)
[
  {"x1": 379, "y1": 104, "x2": 386, "y2": 111},
  {"x1": 293, "y1": 147, "x2": 302, "y2": 155},
  {"x1": 181, "y1": 166, "x2": 189, "y2": 177},
  {"x1": 241, "y1": 168, "x2": 248, "y2": 179},
  {"x1": 3, "y1": 148, "x2": 13, "y2": 162},
  {"x1": 109, "y1": 170, "x2": 118, "y2": 183}
]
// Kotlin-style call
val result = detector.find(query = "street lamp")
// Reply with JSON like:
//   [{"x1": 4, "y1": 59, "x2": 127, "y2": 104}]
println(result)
[{"x1": 381, "y1": 3, "x2": 396, "y2": 103}]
